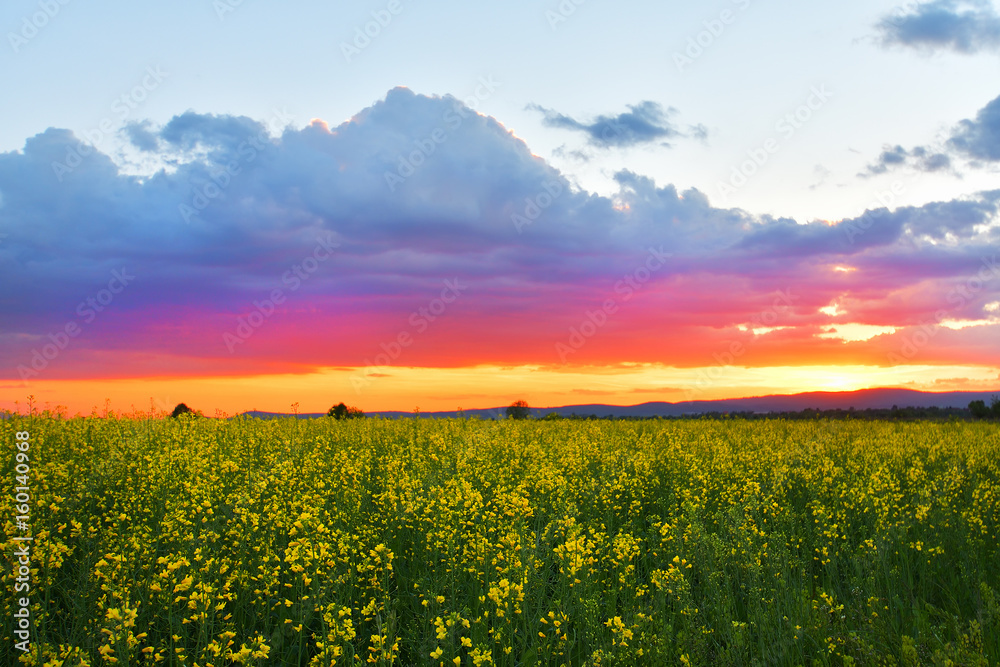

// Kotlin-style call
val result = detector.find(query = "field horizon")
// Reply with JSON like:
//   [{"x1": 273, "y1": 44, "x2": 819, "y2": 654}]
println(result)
[
  {"x1": 6, "y1": 386, "x2": 1000, "y2": 422},
  {"x1": 241, "y1": 387, "x2": 1000, "y2": 420}
]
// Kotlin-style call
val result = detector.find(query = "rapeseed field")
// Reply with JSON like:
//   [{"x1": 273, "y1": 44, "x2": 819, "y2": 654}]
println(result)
[{"x1": 2, "y1": 415, "x2": 998, "y2": 665}]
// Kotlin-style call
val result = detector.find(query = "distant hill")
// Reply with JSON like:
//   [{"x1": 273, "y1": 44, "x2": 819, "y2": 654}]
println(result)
[{"x1": 239, "y1": 387, "x2": 999, "y2": 420}]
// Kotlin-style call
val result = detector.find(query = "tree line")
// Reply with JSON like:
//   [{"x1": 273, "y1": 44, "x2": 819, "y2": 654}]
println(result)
[{"x1": 166, "y1": 397, "x2": 1000, "y2": 422}]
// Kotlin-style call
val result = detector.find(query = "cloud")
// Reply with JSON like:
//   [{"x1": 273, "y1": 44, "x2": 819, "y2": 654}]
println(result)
[
  {"x1": 899, "y1": 196, "x2": 1000, "y2": 238},
  {"x1": 862, "y1": 145, "x2": 908, "y2": 175},
  {"x1": 123, "y1": 121, "x2": 160, "y2": 152},
  {"x1": 947, "y1": 92, "x2": 1000, "y2": 161},
  {"x1": 861, "y1": 144, "x2": 952, "y2": 176},
  {"x1": 808, "y1": 164, "x2": 833, "y2": 190},
  {"x1": 527, "y1": 101, "x2": 701, "y2": 148},
  {"x1": 551, "y1": 145, "x2": 592, "y2": 162},
  {"x1": 877, "y1": 0, "x2": 1000, "y2": 54},
  {"x1": 860, "y1": 93, "x2": 999, "y2": 175},
  {"x1": 157, "y1": 111, "x2": 272, "y2": 153},
  {"x1": 0, "y1": 87, "x2": 999, "y2": 380}
]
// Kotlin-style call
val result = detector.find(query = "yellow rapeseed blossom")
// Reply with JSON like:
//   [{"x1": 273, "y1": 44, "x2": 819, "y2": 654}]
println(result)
[{"x1": 3, "y1": 414, "x2": 998, "y2": 665}]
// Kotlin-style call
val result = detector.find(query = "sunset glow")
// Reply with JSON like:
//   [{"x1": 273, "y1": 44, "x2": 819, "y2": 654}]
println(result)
[{"x1": 2, "y1": 2, "x2": 998, "y2": 415}]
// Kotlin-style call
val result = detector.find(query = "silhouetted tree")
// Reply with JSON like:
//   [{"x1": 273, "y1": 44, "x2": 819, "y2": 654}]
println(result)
[
  {"x1": 992, "y1": 396, "x2": 1000, "y2": 419},
  {"x1": 170, "y1": 403, "x2": 194, "y2": 418},
  {"x1": 328, "y1": 402, "x2": 364, "y2": 419},
  {"x1": 506, "y1": 400, "x2": 530, "y2": 420},
  {"x1": 970, "y1": 400, "x2": 991, "y2": 419}
]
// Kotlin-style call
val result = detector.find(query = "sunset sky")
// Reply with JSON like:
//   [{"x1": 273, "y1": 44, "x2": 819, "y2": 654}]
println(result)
[{"x1": 2, "y1": 0, "x2": 999, "y2": 415}]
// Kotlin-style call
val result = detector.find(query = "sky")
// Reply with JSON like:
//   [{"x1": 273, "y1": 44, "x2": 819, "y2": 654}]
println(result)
[{"x1": 1, "y1": 0, "x2": 999, "y2": 416}]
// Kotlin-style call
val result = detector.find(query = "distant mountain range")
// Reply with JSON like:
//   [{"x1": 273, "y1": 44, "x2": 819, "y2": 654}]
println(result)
[{"x1": 241, "y1": 387, "x2": 1000, "y2": 420}]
